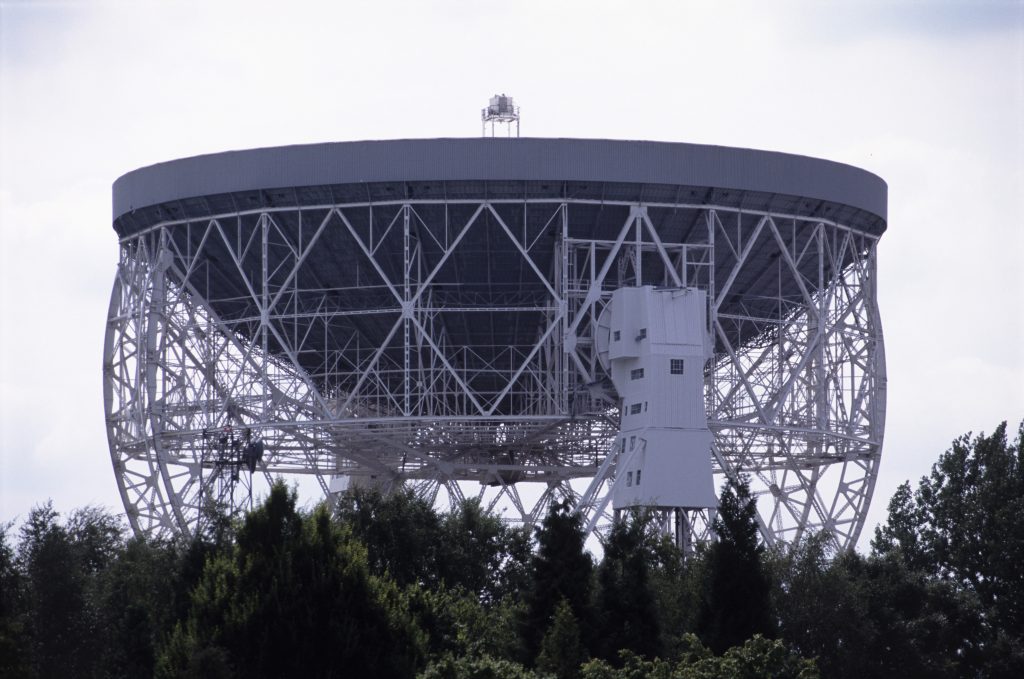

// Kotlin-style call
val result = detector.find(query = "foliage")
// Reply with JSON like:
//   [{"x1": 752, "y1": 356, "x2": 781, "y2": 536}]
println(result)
[
  {"x1": 0, "y1": 521, "x2": 29, "y2": 677},
  {"x1": 14, "y1": 503, "x2": 127, "y2": 678},
  {"x1": 872, "y1": 420, "x2": 1024, "y2": 672},
  {"x1": 408, "y1": 584, "x2": 523, "y2": 661},
  {"x1": 171, "y1": 499, "x2": 237, "y2": 623},
  {"x1": 537, "y1": 598, "x2": 587, "y2": 679},
  {"x1": 696, "y1": 477, "x2": 774, "y2": 654},
  {"x1": 92, "y1": 534, "x2": 182, "y2": 678},
  {"x1": 336, "y1": 486, "x2": 445, "y2": 588},
  {"x1": 579, "y1": 635, "x2": 817, "y2": 679},
  {"x1": 701, "y1": 635, "x2": 818, "y2": 679},
  {"x1": 520, "y1": 499, "x2": 595, "y2": 664},
  {"x1": 1, "y1": 504, "x2": 193, "y2": 679},
  {"x1": 158, "y1": 482, "x2": 425, "y2": 678},
  {"x1": 439, "y1": 498, "x2": 532, "y2": 605},
  {"x1": 594, "y1": 512, "x2": 662, "y2": 662},
  {"x1": 418, "y1": 653, "x2": 549, "y2": 679},
  {"x1": 645, "y1": 540, "x2": 708, "y2": 662},
  {"x1": 870, "y1": 482, "x2": 929, "y2": 570},
  {"x1": 337, "y1": 488, "x2": 531, "y2": 604},
  {"x1": 4, "y1": 420, "x2": 1020, "y2": 677},
  {"x1": 772, "y1": 535, "x2": 985, "y2": 678},
  {"x1": 579, "y1": 651, "x2": 676, "y2": 679},
  {"x1": 873, "y1": 423, "x2": 1024, "y2": 623}
]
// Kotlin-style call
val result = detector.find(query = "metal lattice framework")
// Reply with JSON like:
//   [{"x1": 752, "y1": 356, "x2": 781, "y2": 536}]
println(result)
[{"x1": 104, "y1": 140, "x2": 886, "y2": 549}]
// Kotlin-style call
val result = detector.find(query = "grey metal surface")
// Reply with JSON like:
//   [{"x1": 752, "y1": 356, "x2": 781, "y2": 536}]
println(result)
[
  {"x1": 112, "y1": 138, "x2": 887, "y2": 234},
  {"x1": 105, "y1": 137, "x2": 888, "y2": 550}
]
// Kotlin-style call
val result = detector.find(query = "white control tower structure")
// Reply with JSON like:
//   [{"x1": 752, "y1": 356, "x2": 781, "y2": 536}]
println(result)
[{"x1": 597, "y1": 286, "x2": 717, "y2": 550}]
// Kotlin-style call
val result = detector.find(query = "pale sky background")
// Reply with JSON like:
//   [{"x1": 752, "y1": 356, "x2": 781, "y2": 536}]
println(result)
[{"x1": 1, "y1": 0, "x2": 1022, "y2": 550}]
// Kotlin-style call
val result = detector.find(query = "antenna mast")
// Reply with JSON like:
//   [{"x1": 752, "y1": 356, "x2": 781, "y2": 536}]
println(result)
[{"x1": 482, "y1": 94, "x2": 519, "y2": 137}]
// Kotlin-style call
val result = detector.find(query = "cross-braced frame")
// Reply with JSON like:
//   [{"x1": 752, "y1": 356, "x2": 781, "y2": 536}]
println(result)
[{"x1": 104, "y1": 194, "x2": 884, "y2": 549}]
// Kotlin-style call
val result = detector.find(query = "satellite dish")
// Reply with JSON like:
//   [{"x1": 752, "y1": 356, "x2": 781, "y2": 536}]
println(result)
[{"x1": 104, "y1": 139, "x2": 887, "y2": 550}]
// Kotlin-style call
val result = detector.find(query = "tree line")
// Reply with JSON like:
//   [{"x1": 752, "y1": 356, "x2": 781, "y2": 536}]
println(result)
[{"x1": 1, "y1": 420, "x2": 1021, "y2": 678}]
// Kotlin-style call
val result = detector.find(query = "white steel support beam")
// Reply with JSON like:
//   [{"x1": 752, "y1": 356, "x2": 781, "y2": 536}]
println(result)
[{"x1": 106, "y1": 195, "x2": 884, "y2": 551}]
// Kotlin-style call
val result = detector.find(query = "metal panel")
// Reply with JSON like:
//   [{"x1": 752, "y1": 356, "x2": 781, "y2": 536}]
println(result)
[
  {"x1": 113, "y1": 138, "x2": 887, "y2": 227},
  {"x1": 104, "y1": 139, "x2": 888, "y2": 552}
]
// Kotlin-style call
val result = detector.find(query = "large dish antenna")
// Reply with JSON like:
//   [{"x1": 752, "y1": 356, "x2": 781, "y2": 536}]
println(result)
[{"x1": 103, "y1": 138, "x2": 887, "y2": 549}]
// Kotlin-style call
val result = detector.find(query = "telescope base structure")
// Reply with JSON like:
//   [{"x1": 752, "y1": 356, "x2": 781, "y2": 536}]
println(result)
[{"x1": 105, "y1": 172, "x2": 885, "y2": 550}]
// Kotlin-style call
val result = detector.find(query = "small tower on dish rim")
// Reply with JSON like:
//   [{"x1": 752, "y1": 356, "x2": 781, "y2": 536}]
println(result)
[{"x1": 482, "y1": 94, "x2": 519, "y2": 137}]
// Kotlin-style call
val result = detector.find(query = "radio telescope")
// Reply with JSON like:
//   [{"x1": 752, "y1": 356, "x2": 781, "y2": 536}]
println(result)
[{"x1": 103, "y1": 138, "x2": 887, "y2": 549}]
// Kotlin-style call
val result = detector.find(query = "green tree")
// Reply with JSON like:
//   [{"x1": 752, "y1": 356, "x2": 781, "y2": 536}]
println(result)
[
  {"x1": 769, "y1": 534, "x2": 857, "y2": 674},
  {"x1": 700, "y1": 634, "x2": 818, "y2": 679},
  {"x1": 418, "y1": 653, "x2": 547, "y2": 679},
  {"x1": 16, "y1": 503, "x2": 126, "y2": 679},
  {"x1": 843, "y1": 552, "x2": 984, "y2": 678},
  {"x1": 579, "y1": 650, "x2": 675, "y2": 679},
  {"x1": 645, "y1": 537, "x2": 702, "y2": 660},
  {"x1": 337, "y1": 488, "x2": 531, "y2": 604},
  {"x1": 408, "y1": 585, "x2": 523, "y2": 662},
  {"x1": 595, "y1": 513, "x2": 661, "y2": 662},
  {"x1": 872, "y1": 421, "x2": 1024, "y2": 671},
  {"x1": 870, "y1": 482, "x2": 929, "y2": 570},
  {"x1": 439, "y1": 498, "x2": 532, "y2": 604},
  {"x1": 92, "y1": 535, "x2": 182, "y2": 678},
  {"x1": 772, "y1": 536, "x2": 984, "y2": 679},
  {"x1": 0, "y1": 521, "x2": 29, "y2": 677},
  {"x1": 536, "y1": 598, "x2": 587, "y2": 679},
  {"x1": 579, "y1": 635, "x2": 817, "y2": 679},
  {"x1": 696, "y1": 477, "x2": 774, "y2": 654},
  {"x1": 159, "y1": 482, "x2": 425, "y2": 678},
  {"x1": 336, "y1": 486, "x2": 445, "y2": 588},
  {"x1": 520, "y1": 500, "x2": 595, "y2": 664},
  {"x1": 168, "y1": 499, "x2": 237, "y2": 624}
]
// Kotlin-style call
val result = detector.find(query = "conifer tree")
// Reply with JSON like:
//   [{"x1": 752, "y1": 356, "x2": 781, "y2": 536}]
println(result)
[
  {"x1": 159, "y1": 482, "x2": 424, "y2": 678},
  {"x1": 521, "y1": 499, "x2": 594, "y2": 663},
  {"x1": 0, "y1": 522, "x2": 28, "y2": 677},
  {"x1": 594, "y1": 513, "x2": 661, "y2": 662},
  {"x1": 537, "y1": 598, "x2": 587, "y2": 679},
  {"x1": 696, "y1": 476, "x2": 774, "y2": 654}
]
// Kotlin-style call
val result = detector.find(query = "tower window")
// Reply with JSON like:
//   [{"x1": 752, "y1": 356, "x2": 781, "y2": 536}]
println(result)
[
  {"x1": 670, "y1": 359, "x2": 685, "y2": 375},
  {"x1": 613, "y1": 330, "x2": 621, "y2": 341},
  {"x1": 636, "y1": 327, "x2": 647, "y2": 340},
  {"x1": 630, "y1": 403, "x2": 642, "y2": 415},
  {"x1": 636, "y1": 470, "x2": 642, "y2": 485},
  {"x1": 630, "y1": 368, "x2": 644, "y2": 380},
  {"x1": 626, "y1": 471, "x2": 633, "y2": 487}
]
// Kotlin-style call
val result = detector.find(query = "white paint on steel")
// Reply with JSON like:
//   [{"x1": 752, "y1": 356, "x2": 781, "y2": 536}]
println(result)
[
  {"x1": 105, "y1": 192, "x2": 885, "y2": 550},
  {"x1": 595, "y1": 286, "x2": 718, "y2": 512}
]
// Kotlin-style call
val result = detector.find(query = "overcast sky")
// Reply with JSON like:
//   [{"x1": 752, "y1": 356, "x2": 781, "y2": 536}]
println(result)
[{"x1": 2, "y1": 0, "x2": 1022, "y2": 549}]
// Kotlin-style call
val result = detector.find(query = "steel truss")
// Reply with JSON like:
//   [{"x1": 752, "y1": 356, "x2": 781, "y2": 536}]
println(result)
[{"x1": 105, "y1": 197, "x2": 885, "y2": 549}]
